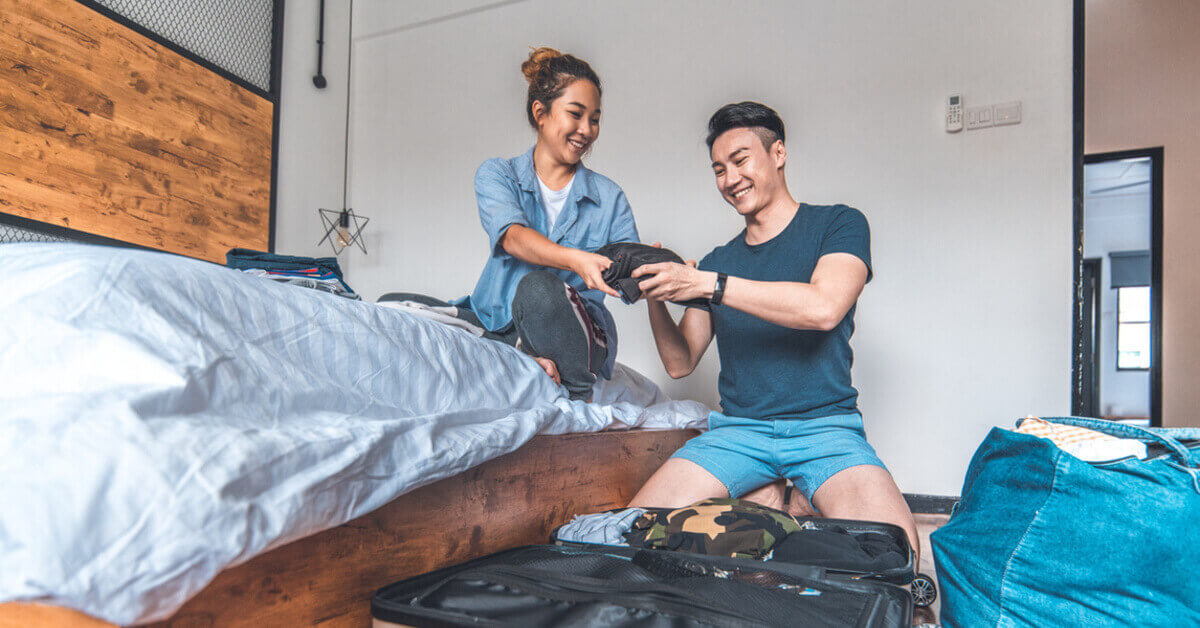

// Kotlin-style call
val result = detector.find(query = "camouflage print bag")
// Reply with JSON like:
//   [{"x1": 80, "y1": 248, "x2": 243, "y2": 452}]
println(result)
[{"x1": 623, "y1": 498, "x2": 802, "y2": 559}]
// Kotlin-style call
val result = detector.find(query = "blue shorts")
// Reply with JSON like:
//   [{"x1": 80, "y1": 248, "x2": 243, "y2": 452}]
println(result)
[{"x1": 671, "y1": 411, "x2": 887, "y2": 501}]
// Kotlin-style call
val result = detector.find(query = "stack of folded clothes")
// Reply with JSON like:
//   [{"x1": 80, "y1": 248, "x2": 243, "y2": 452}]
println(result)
[
  {"x1": 225, "y1": 248, "x2": 359, "y2": 300},
  {"x1": 556, "y1": 498, "x2": 908, "y2": 571}
]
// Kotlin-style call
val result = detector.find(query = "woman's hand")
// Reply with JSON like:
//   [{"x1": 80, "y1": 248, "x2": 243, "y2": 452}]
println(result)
[
  {"x1": 633, "y1": 259, "x2": 714, "y2": 303},
  {"x1": 533, "y1": 356, "x2": 561, "y2": 385},
  {"x1": 568, "y1": 250, "x2": 621, "y2": 298}
]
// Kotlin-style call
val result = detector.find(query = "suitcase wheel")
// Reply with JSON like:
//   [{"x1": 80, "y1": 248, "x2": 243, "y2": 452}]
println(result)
[{"x1": 911, "y1": 573, "x2": 937, "y2": 607}]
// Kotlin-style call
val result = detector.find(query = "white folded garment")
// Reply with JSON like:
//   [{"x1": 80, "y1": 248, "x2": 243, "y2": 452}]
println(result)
[
  {"x1": 1015, "y1": 417, "x2": 1147, "y2": 462},
  {"x1": 376, "y1": 299, "x2": 485, "y2": 336}
]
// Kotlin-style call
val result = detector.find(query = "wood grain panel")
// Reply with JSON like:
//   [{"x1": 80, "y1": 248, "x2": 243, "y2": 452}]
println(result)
[
  {"x1": 0, "y1": 0, "x2": 273, "y2": 261},
  {"x1": 0, "y1": 603, "x2": 114, "y2": 628},
  {"x1": 0, "y1": 429, "x2": 694, "y2": 627}
]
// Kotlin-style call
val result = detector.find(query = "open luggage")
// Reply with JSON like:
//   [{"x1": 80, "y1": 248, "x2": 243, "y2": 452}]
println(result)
[
  {"x1": 556, "y1": 513, "x2": 915, "y2": 584},
  {"x1": 371, "y1": 543, "x2": 912, "y2": 627},
  {"x1": 551, "y1": 505, "x2": 928, "y2": 604}
]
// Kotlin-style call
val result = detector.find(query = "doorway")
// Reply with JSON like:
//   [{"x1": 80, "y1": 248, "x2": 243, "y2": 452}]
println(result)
[{"x1": 1076, "y1": 148, "x2": 1163, "y2": 425}]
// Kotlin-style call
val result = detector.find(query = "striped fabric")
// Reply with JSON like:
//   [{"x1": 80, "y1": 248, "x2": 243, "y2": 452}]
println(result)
[{"x1": 1015, "y1": 416, "x2": 1147, "y2": 461}]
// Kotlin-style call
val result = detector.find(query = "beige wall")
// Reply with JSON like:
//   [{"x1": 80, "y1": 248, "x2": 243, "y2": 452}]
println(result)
[{"x1": 1085, "y1": 0, "x2": 1200, "y2": 427}]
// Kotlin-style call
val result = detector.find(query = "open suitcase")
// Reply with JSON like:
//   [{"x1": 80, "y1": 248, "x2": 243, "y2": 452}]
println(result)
[
  {"x1": 552, "y1": 513, "x2": 936, "y2": 609},
  {"x1": 556, "y1": 516, "x2": 913, "y2": 580},
  {"x1": 371, "y1": 543, "x2": 912, "y2": 627}
]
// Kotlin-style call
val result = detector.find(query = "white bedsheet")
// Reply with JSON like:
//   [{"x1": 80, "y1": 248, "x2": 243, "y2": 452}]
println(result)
[{"x1": 0, "y1": 243, "x2": 708, "y2": 625}]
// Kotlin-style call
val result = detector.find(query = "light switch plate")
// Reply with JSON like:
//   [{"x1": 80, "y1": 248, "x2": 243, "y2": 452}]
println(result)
[{"x1": 966, "y1": 105, "x2": 994, "y2": 130}]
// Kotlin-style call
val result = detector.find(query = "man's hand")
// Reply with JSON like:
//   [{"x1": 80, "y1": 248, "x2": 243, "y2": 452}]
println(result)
[
  {"x1": 568, "y1": 250, "x2": 621, "y2": 298},
  {"x1": 533, "y1": 356, "x2": 561, "y2": 385},
  {"x1": 633, "y1": 259, "x2": 716, "y2": 303}
]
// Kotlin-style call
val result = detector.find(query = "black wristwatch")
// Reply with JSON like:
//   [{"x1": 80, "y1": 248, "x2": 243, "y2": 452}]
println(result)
[{"x1": 710, "y1": 272, "x2": 728, "y2": 306}]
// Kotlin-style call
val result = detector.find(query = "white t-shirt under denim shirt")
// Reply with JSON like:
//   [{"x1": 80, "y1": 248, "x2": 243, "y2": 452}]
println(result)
[{"x1": 537, "y1": 173, "x2": 575, "y2": 233}]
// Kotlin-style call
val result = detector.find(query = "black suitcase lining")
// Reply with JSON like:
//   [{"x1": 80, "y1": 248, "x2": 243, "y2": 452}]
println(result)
[{"x1": 372, "y1": 545, "x2": 912, "y2": 628}]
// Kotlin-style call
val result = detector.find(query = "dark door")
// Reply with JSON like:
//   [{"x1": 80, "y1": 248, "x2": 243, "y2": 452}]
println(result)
[{"x1": 1080, "y1": 258, "x2": 1101, "y2": 417}]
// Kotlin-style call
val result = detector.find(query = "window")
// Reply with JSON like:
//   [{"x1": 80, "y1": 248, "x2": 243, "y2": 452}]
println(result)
[{"x1": 1117, "y1": 286, "x2": 1151, "y2": 370}]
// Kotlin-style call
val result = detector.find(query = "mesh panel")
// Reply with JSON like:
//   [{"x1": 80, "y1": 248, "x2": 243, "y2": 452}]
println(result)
[
  {"x1": 506, "y1": 549, "x2": 659, "y2": 583},
  {"x1": 0, "y1": 222, "x2": 70, "y2": 244},
  {"x1": 90, "y1": 0, "x2": 276, "y2": 93}
]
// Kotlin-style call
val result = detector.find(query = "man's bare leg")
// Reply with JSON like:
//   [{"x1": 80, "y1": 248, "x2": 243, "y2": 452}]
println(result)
[
  {"x1": 810, "y1": 465, "x2": 920, "y2": 565},
  {"x1": 627, "y1": 458, "x2": 729, "y2": 508}
]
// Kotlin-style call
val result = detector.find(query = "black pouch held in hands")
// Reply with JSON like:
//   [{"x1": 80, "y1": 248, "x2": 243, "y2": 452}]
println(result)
[{"x1": 596, "y1": 242, "x2": 710, "y2": 308}]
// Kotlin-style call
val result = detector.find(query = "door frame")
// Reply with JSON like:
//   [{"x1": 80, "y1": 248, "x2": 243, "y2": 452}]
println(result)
[{"x1": 1076, "y1": 148, "x2": 1164, "y2": 426}]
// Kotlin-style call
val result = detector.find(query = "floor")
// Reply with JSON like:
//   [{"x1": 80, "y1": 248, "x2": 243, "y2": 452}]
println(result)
[{"x1": 912, "y1": 513, "x2": 951, "y2": 626}]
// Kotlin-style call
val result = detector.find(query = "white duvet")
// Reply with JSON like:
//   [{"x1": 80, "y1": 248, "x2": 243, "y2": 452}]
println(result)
[{"x1": 0, "y1": 243, "x2": 708, "y2": 625}]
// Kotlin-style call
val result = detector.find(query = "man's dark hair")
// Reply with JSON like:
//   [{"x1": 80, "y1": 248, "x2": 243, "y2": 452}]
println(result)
[{"x1": 705, "y1": 101, "x2": 785, "y2": 150}]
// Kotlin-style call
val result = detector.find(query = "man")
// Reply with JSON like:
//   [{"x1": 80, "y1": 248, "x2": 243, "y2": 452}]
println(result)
[{"x1": 626, "y1": 102, "x2": 919, "y2": 558}]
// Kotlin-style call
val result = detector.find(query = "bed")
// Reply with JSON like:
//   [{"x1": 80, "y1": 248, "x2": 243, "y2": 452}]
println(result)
[
  {"x1": 0, "y1": 243, "x2": 705, "y2": 625},
  {"x1": 0, "y1": 1, "x2": 705, "y2": 624}
]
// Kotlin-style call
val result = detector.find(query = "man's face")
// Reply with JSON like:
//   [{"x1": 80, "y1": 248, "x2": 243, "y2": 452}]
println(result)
[{"x1": 710, "y1": 128, "x2": 787, "y2": 216}]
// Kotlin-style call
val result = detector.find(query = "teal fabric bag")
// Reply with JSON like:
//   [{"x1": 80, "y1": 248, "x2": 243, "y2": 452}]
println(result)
[{"x1": 931, "y1": 416, "x2": 1200, "y2": 627}]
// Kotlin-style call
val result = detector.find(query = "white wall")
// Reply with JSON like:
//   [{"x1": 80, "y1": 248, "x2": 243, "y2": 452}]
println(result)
[
  {"x1": 337, "y1": 0, "x2": 1073, "y2": 496},
  {"x1": 274, "y1": 0, "x2": 354, "y2": 260},
  {"x1": 1083, "y1": 190, "x2": 1151, "y2": 417}
]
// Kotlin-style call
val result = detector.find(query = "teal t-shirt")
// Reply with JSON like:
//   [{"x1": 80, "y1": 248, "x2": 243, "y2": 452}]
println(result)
[{"x1": 696, "y1": 204, "x2": 872, "y2": 421}]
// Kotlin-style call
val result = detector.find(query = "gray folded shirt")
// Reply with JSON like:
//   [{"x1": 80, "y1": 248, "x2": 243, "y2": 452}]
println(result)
[{"x1": 556, "y1": 508, "x2": 647, "y2": 546}]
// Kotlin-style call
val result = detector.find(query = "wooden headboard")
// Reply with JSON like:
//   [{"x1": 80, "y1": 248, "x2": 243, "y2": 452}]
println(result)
[{"x1": 0, "y1": 0, "x2": 275, "y2": 262}]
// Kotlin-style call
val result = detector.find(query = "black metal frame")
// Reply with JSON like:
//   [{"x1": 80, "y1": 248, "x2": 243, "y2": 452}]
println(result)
[
  {"x1": 1071, "y1": 0, "x2": 1086, "y2": 420},
  {"x1": 269, "y1": 0, "x2": 286, "y2": 252},
  {"x1": 1082, "y1": 256, "x2": 1102, "y2": 416},
  {"x1": 1081, "y1": 148, "x2": 1163, "y2": 424},
  {"x1": 0, "y1": 0, "x2": 286, "y2": 254}
]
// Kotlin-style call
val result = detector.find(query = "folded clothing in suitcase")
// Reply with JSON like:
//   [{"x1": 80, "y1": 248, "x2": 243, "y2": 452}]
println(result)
[
  {"x1": 371, "y1": 544, "x2": 912, "y2": 627},
  {"x1": 770, "y1": 521, "x2": 908, "y2": 573},
  {"x1": 553, "y1": 503, "x2": 915, "y2": 586}
]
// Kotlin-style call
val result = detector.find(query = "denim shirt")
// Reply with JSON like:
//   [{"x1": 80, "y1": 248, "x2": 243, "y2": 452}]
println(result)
[{"x1": 458, "y1": 147, "x2": 639, "y2": 378}]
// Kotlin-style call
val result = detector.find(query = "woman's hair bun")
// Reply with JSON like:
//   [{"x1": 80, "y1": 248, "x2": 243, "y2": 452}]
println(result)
[{"x1": 521, "y1": 46, "x2": 563, "y2": 83}]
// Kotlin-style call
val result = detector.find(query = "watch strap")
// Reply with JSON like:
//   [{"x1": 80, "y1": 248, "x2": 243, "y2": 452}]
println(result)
[{"x1": 710, "y1": 272, "x2": 728, "y2": 306}]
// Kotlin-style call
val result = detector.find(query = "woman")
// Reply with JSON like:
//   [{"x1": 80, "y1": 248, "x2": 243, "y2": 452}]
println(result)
[{"x1": 450, "y1": 47, "x2": 639, "y2": 401}]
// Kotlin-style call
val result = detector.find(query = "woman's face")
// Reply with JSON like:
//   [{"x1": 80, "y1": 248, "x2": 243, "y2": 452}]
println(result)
[{"x1": 533, "y1": 79, "x2": 601, "y2": 166}]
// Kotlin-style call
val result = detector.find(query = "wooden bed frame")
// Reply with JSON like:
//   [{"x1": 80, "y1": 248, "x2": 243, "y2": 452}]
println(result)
[{"x1": 0, "y1": 428, "x2": 696, "y2": 627}]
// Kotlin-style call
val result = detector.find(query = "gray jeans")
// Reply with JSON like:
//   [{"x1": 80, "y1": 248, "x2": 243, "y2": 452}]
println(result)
[{"x1": 379, "y1": 271, "x2": 608, "y2": 401}]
